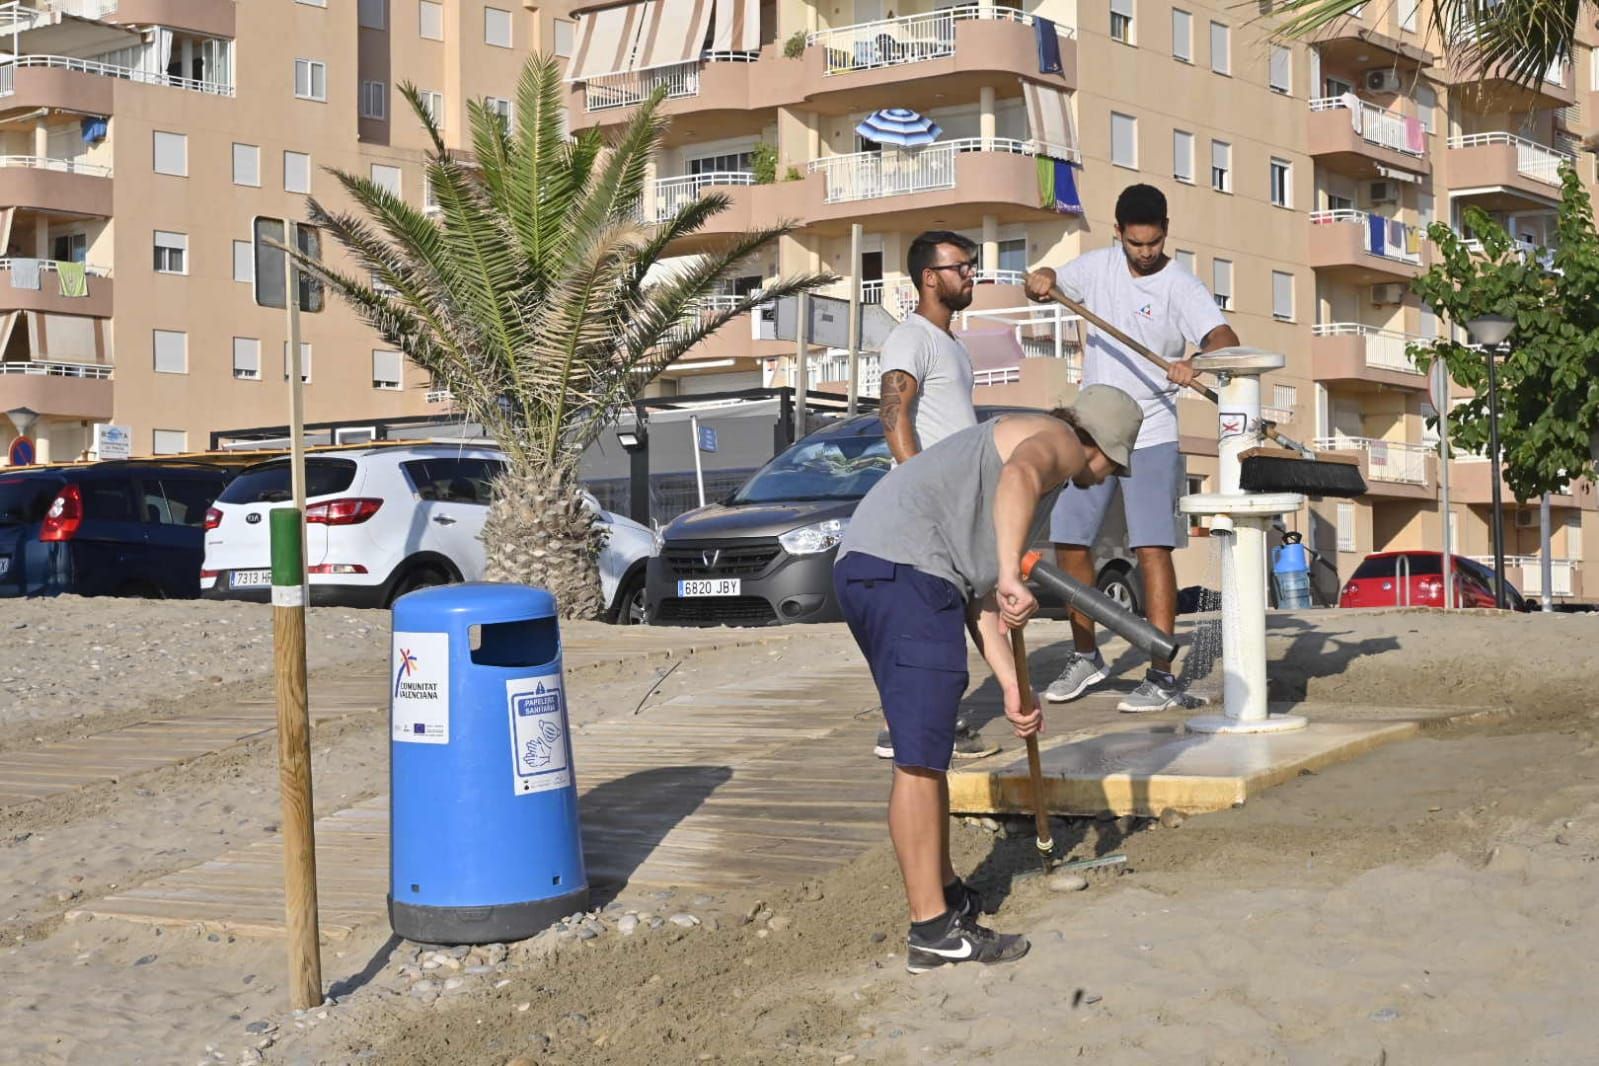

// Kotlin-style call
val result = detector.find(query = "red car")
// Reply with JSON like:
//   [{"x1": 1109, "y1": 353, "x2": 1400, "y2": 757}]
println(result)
[{"x1": 1339, "y1": 551, "x2": 1530, "y2": 610}]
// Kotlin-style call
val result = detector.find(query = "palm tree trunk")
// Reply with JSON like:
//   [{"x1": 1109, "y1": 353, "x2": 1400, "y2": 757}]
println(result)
[{"x1": 482, "y1": 463, "x2": 607, "y2": 619}]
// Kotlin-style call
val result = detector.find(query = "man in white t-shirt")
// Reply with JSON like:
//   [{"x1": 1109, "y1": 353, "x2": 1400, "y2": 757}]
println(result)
[{"x1": 1023, "y1": 183, "x2": 1239, "y2": 712}]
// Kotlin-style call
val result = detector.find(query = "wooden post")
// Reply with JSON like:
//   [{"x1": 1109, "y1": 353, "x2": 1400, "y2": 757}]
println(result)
[
  {"x1": 271, "y1": 507, "x2": 322, "y2": 1010},
  {"x1": 846, "y1": 223, "x2": 862, "y2": 415}
]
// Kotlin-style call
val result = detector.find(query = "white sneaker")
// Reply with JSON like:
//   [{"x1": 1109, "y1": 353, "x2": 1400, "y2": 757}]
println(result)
[{"x1": 1043, "y1": 652, "x2": 1108, "y2": 703}]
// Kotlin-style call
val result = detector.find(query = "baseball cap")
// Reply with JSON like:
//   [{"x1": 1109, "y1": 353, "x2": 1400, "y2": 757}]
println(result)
[{"x1": 1072, "y1": 384, "x2": 1143, "y2": 475}]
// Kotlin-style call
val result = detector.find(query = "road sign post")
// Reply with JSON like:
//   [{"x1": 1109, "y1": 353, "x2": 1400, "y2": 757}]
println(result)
[{"x1": 1430, "y1": 360, "x2": 1454, "y2": 610}]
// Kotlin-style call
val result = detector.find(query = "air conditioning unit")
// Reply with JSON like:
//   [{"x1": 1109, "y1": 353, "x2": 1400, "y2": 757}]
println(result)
[
  {"x1": 1516, "y1": 509, "x2": 1536, "y2": 528},
  {"x1": 1365, "y1": 69, "x2": 1402, "y2": 93},
  {"x1": 1370, "y1": 283, "x2": 1407, "y2": 305},
  {"x1": 1368, "y1": 180, "x2": 1399, "y2": 204}
]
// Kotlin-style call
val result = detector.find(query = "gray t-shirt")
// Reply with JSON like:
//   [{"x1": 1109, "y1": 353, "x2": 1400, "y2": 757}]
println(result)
[
  {"x1": 839, "y1": 419, "x2": 1062, "y2": 602},
  {"x1": 878, "y1": 311, "x2": 976, "y2": 451},
  {"x1": 1058, "y1": 247, "x2": 1226, "y2": 449}
]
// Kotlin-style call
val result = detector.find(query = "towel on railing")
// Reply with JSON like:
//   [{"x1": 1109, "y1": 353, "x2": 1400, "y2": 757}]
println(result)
[
  {"x1": 1367, "y1": 213, "x2": 1386, "y2": 256},
  {"x1": 1036, "y1": 156, "x2": 1081, "y2": 215},
  {"x1": 1035, "y1": 16, "x2": 1063, "y2": 75},
  {"x1": 56, "y1": 260, "x2": 87, "y2": 297},
  {"x1": 1404, "y1": 116, "x2": 1424, "y2": 153},
  {"x1": 1340, "y1": 92, "x2": 1363, "y2": 134},
  {"x1": 9, "y1": 258, "x2": 40, "y2": 290},
  {"x1": 1406, "y1": 227, "x2": 1422, "y2": 255},
  {"x1": 1388, "y1": 218, "x2": 1406, "y2": 253}
]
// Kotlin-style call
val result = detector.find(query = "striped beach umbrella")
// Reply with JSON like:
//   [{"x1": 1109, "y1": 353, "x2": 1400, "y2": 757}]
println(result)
[{"x1": 854, "y1": 108, "x2": 943, "y2": 148}]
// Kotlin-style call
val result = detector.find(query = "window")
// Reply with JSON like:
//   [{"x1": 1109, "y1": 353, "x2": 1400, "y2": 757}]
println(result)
[
  {"x1": 1210, "y1": 139, "x2": 1231, "y2": 192},
  {"x1": 1328, "y1": 192, "x2": 1354, "y2": 212},
  {"x1": 1399, "y1": 0, "x2": 1419, "y2": 32},
  {"x1": 1209, "y1": 21, "x2": 1229, "y2": 74},
  {"x1": 52, "y1": 233, "x2": 86, "y2": 264},
  {"x1": 151, "y1": 477, "x2": 224, "y2": 526},
  {"x1": 1273, "y1": 384, "x2": 1298, "y2": 411},
  {"x1": 153, "y1": 131, "x2": 187, "y2": 176},
  {"x1": 153, "y1": 230, "x2": 188, "y2": 275},
  {"x1": 1174, "y1": 248, "x2": 1196, "y2": 273},
  {"x1": 359, "y1": 0, "x2": 386, "y2": 29},
  {"x1": 1336, "y1": 502, "x2": 1356, "y2": 551},
  {"x1": 294, "y1": 59, "x2": 327, "y2": 102},
  {"x1": 153, "y1": 330, "x2": 188, "y2": 374},
  {"x1": 361, "y1": 80, "x2": 387, "y2": 119},
  {"x1": 1212, "y1": 258, "x2": 1233, "y2": 310},
  {"x1": 1171, "y1": 8, "x2": 1191, "y2": 61},
  {"x1": 232, "y1": 143, "x2": 260, "y2": 187},
  {"x1": 233, "y1": 240, "x2": 254, "y2": 284},
  {"x1": 1173, "y1": 130, "x2": 1194, "y2": 182},
  {"x1": 419, "y1": 90, "x2": 444, "y2": 128},
  {"x1": 688, "y1": 150, "x2": 755, "y2": 174},
  {"x1": 423, "y1": 176, "x2": 440, "y2": 212},
  {"x1": 283, "y1": 341, "x2": 313, "y2": 383},
  {"x1": 153, "y1": 430, "x2": 188, "y2": 456},
  {"x1": 233, "y1": 337, "x2": 261, "y2": 380},
  {"x1": 1592, "y1": 47, "x2": 1599, "y2": 91},
  {"x1": 554, "y1": 18, "x2": 575, "y2": 56},
  {"x1": 1271, "y1": 270, "x2": 1294, "y2": 320},
  {"x1": 484, "y1": 6, "x2": 512, "y2": 47},
  {"x1": 284, "y1": 151, "x2": 311, "y2": 194},
  {"x1": 419, "y1": 0, "x2": 444, "y2": 40},
  {"x1": 370, "y1": 163, "x2": 402, "y2": 196},
  {"x1": 1269, "y1": 45, "x2": 1291, "y2": 93},
  {"x1": 1416, "y1": 83, "x2": 1436, "y2": 133},
  {"x1": 1270, "y1": 157, "x2": 1291, "y2": 206},
  {"x1": 297, "y1": 0, "x2": 327, "y2": 6},
  {"x1": 485, "y1": 96, "x2": 513, "y2": 132},
  {"x1": 401, "y1": 458, "x2": 505, "y2": 504},
  {"x1": 373, "y1": 349, "x2": 404, "y2": 390},
  {"x1": 998, "y1": 238, "x2": 1027, "y2": 273},
  {"x1": 1110, "y1": 0, "x2": 1133, "y2": 43},
  {"x1": 1111, "y1": 112, "x2": 1137, "y2": 168}
]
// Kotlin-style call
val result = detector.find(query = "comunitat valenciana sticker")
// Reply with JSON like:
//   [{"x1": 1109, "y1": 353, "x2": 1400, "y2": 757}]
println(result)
[
  {"x1": 391, "y1": 632, "x2": 450, "y2": 744},
  {"x1": 507, "y1": 672, "x2": 571, "y2": 796}
]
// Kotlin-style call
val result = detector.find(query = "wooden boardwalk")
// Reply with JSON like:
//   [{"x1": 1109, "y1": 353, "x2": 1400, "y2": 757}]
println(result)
[{"x1": 75, "y1": 665, "x2": 888, "y2": 938}]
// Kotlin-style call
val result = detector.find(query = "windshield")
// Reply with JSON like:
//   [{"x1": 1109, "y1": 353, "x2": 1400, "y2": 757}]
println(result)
[
  {"x1": 1350, "y1": 554, "x2": 1442, "y2": 579},
  {"x1": 0, "y1": 476, "x2": 64, "y2": 525},
  {"x1": 732, "y1": 431, "x2": 892, "y2": 504},
  {"x1": 217, "y1": 459, "x2": 359, "y2": 504}
]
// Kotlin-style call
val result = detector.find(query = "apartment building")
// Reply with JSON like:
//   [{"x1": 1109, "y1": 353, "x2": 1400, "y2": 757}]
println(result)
[
  {"x1": 0, "y1": 0, "x2": 556, "y2": 464},
  {"x1": 560, "y1": 0, "x2": 1599, "y2": 600}
]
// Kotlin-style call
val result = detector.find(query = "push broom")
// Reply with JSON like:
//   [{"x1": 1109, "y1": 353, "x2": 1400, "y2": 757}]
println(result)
[{"x1": 1048, "y1": 285, "x2": 1367, "y2": 499}]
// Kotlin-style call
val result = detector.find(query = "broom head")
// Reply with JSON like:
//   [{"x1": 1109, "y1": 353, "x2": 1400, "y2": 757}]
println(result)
[{"x1": 1238, "y1": 448, "x2": 1367, "y2": 498}]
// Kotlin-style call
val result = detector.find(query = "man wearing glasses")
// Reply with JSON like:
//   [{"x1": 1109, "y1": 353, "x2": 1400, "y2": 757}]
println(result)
[{"x1": 871, "y1": 230, "x2": 996, "y2": 761}]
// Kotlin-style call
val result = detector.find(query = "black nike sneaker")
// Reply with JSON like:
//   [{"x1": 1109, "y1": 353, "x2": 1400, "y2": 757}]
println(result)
[
  {"x1": 945, "y1": 877, "x2": 984, "y2": 919},
  {"x1": 905, "y1": 911, "x2": 1030, "y2": 975}
]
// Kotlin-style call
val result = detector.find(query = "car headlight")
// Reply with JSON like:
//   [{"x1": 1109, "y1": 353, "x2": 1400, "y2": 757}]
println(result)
[{"x1": 778, "y1": 518, "x2": 849, "y2": 556}]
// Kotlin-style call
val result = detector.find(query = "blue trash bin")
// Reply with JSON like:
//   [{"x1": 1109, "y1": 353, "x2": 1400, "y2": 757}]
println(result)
[{"x1": 389, "y1": 583, "x2": 588, "y2": 944}]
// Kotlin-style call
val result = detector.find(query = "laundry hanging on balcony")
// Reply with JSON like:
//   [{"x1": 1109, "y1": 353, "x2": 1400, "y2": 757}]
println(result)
[
  {"x1": 1034, "y1": 16, "x2": 1063, "y2": 75},
  {"x1": 710, "y1": 0, "x2": 760, "y2": 54},
  {"x1": 855, "y1": 109, "x2": 943, "y2": 147},
  {"x1": 567, "y1": 0, "x2": 717, "y2": 80},
  {"x1": 80, "y1": 116, "x2": 107, "y2": 145},
  {"x1": 1036, "y1": 155, "x2": 1082, "y2": 215}
]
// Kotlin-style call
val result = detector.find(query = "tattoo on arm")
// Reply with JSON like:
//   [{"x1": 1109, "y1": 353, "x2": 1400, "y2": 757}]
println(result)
[{"x1": 879, "y1": 370, "x2": 916, "y2": 434}]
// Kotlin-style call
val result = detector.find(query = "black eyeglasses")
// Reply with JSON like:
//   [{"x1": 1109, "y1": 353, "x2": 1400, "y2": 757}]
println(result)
[{"x1": 928, "y1": 260, "x2": 977, "y2": 278}]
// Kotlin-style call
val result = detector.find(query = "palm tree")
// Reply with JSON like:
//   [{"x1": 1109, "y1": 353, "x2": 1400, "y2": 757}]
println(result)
[
  {"x1": 298, "y1": 54, "x2": 830, "y2": 618},
  {"x1": 1271, "y1": 0, "x2": 1575, "y2": 90}
]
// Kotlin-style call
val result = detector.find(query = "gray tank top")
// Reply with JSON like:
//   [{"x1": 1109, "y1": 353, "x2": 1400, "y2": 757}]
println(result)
[{"x1": 839, "y1": 419, "x2": 1062, "y2": 602}]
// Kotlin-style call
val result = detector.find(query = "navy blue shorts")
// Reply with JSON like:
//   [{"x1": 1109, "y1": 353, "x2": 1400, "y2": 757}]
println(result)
[{"x1": 834, "y1": 552, "x2": 969, "y2": 772}]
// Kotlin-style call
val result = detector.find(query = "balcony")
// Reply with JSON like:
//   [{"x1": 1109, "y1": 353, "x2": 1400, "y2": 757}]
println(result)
[
  {"x1": 0, "y1": 155, "x2": 112, "y2": 215},
  {"x1": 1444, "y1": 55, "x2": 1574, "y2": 111},
  {"x1": 1445, "y1": 133, "x2": 1572, "y2": 208},
  {"x1": 1308, "y1": 210, "x2": 1426, "y2": 282},
  {"x1": 108, "y1": 0, "x2": 236, "y2": 39},
  {"x1": 1467, "y1": 555, "x2": 1581, "y2": 599},
  {"x1": 1307, "y1": 97, "x2": 1429, "y2": 178},
  {"x1": 0, "y1": 54, "x2": 235, "y2": 106},
  {"x1": 642, "y1": 171, "x2": 755, "y2": 223},
  {"x1": 1308, "y1": 13, "x2": 1436, "y2": 70},
  {"x1": 0, "y1": 358, "x2": 112, "y2": 420},
  {"x1": 1311, "y1": 323, "x2": 1430, "y2": 390},
  {"x1": 0, "y1": 260, "x2": 112, "y2": 316},
  {"x1": 1312, "y1": 434, "x2": 1435, "y2": 498}
]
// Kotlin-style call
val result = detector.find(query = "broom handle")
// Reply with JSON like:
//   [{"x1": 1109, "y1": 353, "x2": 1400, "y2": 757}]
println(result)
[
  {"x1": 1009, "y1": 626, "x2": 1053, "y2": 855},
  {"x1": 1047, "y1": 285, "x2": 1314, "y2": 457}
]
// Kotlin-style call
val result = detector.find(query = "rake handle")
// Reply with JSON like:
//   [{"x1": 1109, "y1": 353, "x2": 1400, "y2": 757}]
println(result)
[{"x1": 1008, "y1": 626, "x2": 1053, "y2": 861}]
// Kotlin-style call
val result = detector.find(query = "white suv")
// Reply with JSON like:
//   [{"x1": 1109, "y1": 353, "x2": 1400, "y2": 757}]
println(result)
[{"x1": 201, "y1": 444, "x2": 654, "y2": 619}]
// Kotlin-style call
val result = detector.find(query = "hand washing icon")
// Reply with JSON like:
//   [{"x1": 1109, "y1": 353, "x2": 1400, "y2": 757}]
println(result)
[{"x1": 520, "y1": 719, "x2": 563, "y2": 770}]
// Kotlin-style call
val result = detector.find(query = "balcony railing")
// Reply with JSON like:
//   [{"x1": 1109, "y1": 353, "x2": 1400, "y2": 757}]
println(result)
[
  {"x1": 1309, "y1": 209, "x2": 1422, "y2": 265},
  {"x1": 425, "y1": 388, "x2": 453, "y2": 404},
  {"x1": 661, "y1": 292, "x2": 748, "y2": 346},
  {"x1": 1308, "y1": 96, "x2": 1425, "y2": 157},
  {"x1": 1312, "y1": 434, "x2": 1430, "y2": 484},
  {"x1": 1468, "y1": 555, "x2": 1576, "y2": 597},
  {"x1": 1447, "y1": 132, "x2": 1572, "y2": 186},
  {"x1": 807, "y1": 137, "x2": 1079, "y2": 204},
  {"x1": 0, "y1": 153, "x2": 111, "y2": 177},
  {"x1": 1312, "y1": 322, "x2": 1428, "y2": 374},
  {"x1": 807, "y1": 352, "x2": 882, "y2": 396},
  {"x1": 0, "y1": 258, "x2": 111, "y2": 277},
  {"x1": 581, "y1": 52, "x2": 758, "y2": 113},
  {"x1": 0, "y1": 54, "x2": 235, "y2": 97},
  {"x1": 0, "y1": 359, "x2": 111, "y2": 378},
  {"x1": 806, "y1": 4, "x2": 1073, "y2": 76},
  {"x1": 645, "y1": 171, "x2": 755, "y2": 222},
  {"x1": 959, "y1": 303, "x2": 1084, "y2": 382}
]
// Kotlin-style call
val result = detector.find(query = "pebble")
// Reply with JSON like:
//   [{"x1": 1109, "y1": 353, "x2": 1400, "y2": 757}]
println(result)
[
  {"x1": 834, "y1": 1056, "x2": 858, "y2": 1065},
  {"x1": 869, "y1": 932, "x2": 887, "y2": 944},
  {"x1": 485, "y1": 943, "x2": 509, "y2": 965},
  {"x1": 577, "y1": 926, "x2": 600, "y2": 941},
  {"x1": 238, "y1": 1050, "x2": 264, "y2": 1065},
  {"x1": 618, "y1": 915, "x2": 639, "y2": 936},
  {"x1": 1555, "y1": 833, "x2": 1572, "y2": 846},
  {"x1": 443, "y1": 977, "x2": 465, "y2": 991},
  {"x1": 977, "y1": 817, "x2": 1001, "y2": 833},
  {"x1": 1369, "y1": 1008, "x2": 1400, "y2": 1023},
  {"x1": 517, "y1": 1002, "x2": 531, "y2": 1012},
  {"x1": 669, "y1": 913, "x2": 700, "y2": 928},
  {"x1": 649, "y1": 918, "x2": 665, "y2": 929},
  {"x1": 421, "y1": 960, "x2": 441, "y2": 971},
  {"x1": 243, "y1": 1022, "x2": 273, "y2": 1035},
  {"x1": 1158, "y1": 808, "x2": 1186, "y2": 829},
  {"x1": 743, "y1": 900, "x2": 766, "y2": 923},
  {"x1": 494, "y1": 979, "x2": 511, "y2": 989},
  {"x1": 1047, "y1": 872, "x2": 1089, "y2": 893},
  {"x1": 134, "y1": 954, "x2": 158, "y2": 966},
  {"x1": 412, "y1": 980, "x2": 438, "y2": 995},
  {"x1": 465, "y1": 965, "x2": 493, "y2": 975},
  {"x1": 767, "y1": 915, "x2": 792, "y2": 933}
]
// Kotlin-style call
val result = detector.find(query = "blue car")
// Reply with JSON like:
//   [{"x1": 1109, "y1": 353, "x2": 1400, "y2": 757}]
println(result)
[{"x1": 0, "y1": 461, "x2": 232, "y2": 599}]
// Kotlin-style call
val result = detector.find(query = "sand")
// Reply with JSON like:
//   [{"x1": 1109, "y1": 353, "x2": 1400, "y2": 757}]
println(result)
[{"x1": 1, "y1": 604, "x2": 1596, "y2": 1065}]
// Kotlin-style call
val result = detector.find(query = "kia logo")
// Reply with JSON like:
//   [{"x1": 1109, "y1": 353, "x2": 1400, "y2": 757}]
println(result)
[
  {"x1": 246, "y1": 513, "x2": 262, "y2": 524},
  {"x1": 701, "y1": 549, "x2": 721, "y2": 569}
]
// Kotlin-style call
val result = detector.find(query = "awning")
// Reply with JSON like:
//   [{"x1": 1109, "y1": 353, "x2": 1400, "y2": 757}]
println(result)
[
  {"x1": 710, "y1": 0, "x2": 760, "y2": 53},
  {"x1": 635, "y1": 0, "x2": 716, "y2": 72},
  {"x1": 1023, "y1": 83, "x2": 1077, "y2": 156},
  {"x1": 567, "y1": 3, "x2": 647, "y2": 81},
  {"x1": 1375, "y1": 164, "x2": 1422, "y2": 184},
  {"x1": 956, "y1": 326, "x2": 1027, "y2": 372}
]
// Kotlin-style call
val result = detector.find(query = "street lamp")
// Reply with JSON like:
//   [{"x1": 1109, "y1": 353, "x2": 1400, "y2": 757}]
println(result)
[{"x1": 1466, "y1": 314, "x2": 1514, "y2": 609}]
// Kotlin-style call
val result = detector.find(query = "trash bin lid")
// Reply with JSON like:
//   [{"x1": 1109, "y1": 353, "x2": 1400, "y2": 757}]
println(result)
[{"x1": 392, "y1": 582, "x2": 559, "y2": 629}]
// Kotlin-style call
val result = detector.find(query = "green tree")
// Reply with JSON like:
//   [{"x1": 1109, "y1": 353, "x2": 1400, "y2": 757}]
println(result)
[
  {"x1": 1408, "y1": 167, "x2": 1599, "y2": 502},
  {"x1": 300, "y1": 55, "x2": 829, "y2": 617}
]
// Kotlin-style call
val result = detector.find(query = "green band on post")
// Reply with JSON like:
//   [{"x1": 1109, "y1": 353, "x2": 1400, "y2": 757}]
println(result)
[{"x1": 270, "y1": 507, "x2": 304, "y2": 592}]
